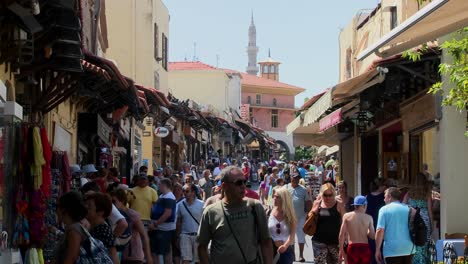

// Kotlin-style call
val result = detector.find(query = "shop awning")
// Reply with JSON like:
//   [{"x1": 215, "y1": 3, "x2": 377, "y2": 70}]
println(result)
[
  {"x1": 357, "y1": 0, "x2": 468, "y2": 60},
  {"x1": 332, "y1": 69, "x2": 384, "y2": 99},
  {"x1": 303, "y1": 89, "x2": 332, "y2": 126},
  {"x1": 319, "y1": 108, "x2": 342, "y2": 132},
  {"x1": 325, "y1": 145, "x2": 339, "y2": 156},
  {"x1": 302, "y1": 69, "x2": 382, "y2": 127},
  {"x1": 293, "y1": 126, "x2": 340, "y2": 147},
  {"x1": 286, "y1": 115, "x2": 302, "y2": 135},
  {"x1": 317, "y1": 145, "x2": 329, "y2": 154}
]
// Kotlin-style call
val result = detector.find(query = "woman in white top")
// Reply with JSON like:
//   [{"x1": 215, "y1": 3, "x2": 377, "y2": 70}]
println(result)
[{"x1": 268, "y1": 186, "x2": 297, "y2": 264}]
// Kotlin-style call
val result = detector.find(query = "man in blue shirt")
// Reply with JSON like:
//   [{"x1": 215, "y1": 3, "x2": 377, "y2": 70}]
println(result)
[
  {"x1": 297, "y1": 161, "x2": 307, "y2": 178},
  {"x1": 375, "y1": 187, "x2": 414, "y2": 264}
]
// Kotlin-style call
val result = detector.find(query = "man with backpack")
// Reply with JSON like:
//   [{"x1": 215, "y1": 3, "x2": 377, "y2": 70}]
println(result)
[
  {"x1": 375, "y1": 187, "x2": 414, "y2": 264},
  {"x1": 177, "y1": 183, "x2": 204, "y2": 264}
]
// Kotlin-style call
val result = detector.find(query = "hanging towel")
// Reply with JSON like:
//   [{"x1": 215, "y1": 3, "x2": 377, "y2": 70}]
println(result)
[
  {"x1": 40, "y1": 127, "x2": 52, "y2": 197},
  {"x1": 31, "y1": 127, "x2": 45, "y2": 189},
  {"x1": 62, "y1": 152, "x2": 71, "y2": 192},
  {"x1": 37, "y1": 248, "x2": 44, "y2": 264}
]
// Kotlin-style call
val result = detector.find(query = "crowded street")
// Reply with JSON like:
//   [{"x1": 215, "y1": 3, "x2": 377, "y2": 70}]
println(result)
[{"x1": 1, "y1": 0, "x2": 468, "y2": 264}]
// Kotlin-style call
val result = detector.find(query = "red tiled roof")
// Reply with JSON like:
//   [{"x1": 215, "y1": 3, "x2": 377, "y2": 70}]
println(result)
[
  {"x1": 169, "y1": 61, "x2": 304, "y2": 92},
  {"x1": 236, "y1": 71, "x2": 304, "y2": 91},
  {"x1": 169, "y1": 61, "x2": 218, "y2": 71}
]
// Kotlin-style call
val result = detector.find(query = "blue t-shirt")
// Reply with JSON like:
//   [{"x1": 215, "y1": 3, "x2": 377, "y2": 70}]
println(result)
[
  {"x1": 151, "y1": 192, "x2": 176, "y2": 231},
  {"x1": 377, "y1": 202, "x2": 414, "y2": 257},
  {"x1": 297, "y1": 167, "x2": 306, "y2": 178}
]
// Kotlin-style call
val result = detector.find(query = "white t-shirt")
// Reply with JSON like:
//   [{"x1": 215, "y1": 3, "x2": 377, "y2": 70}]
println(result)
[
  {"x1": 108, "y1": 204, "x2": 125, "y2": 230},
  {"x1": 177, "y1": 198, "x2": 204, "y2": 234}
]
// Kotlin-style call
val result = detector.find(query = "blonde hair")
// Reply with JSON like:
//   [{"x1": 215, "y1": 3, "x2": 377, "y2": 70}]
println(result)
[
  {"x1": 320, "y1": 183, "x2": 336, "y2": 197},
  {"x1": 299, "y1": 178, "x2": 306, "y2": 187},
  {"x1": 273, "y1": 186, "x2": 297, "y2": 231}
]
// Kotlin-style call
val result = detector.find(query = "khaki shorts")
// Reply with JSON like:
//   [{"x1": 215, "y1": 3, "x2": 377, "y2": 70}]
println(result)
[{"x1": 180, "y1": 233, "x2": 199, "y2": 262}]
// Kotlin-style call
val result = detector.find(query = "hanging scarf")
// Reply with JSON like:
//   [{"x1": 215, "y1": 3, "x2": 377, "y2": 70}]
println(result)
[
  {"x1": 13, "y1": 186, "x2": 30, "y2": 247},
  {"x1": 62, "y1": 152, "x2": 71, "y2": 193},
  {"x1": 29, "y1": 189, "x2": 47, "y2": 246},
  {"x1": 31, "y1": 127, "x2": 45, "y2": 189},
  {"x1": 40, "y1": 127, "x2": 52, "y2": 197}
]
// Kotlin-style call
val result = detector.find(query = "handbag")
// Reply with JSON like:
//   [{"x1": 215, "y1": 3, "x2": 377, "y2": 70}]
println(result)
[
  {"x1": 303, "y1": 206, "x2": 320, "y2": 236},
  {"x1": 76, "y1": 225, "x2": 113, "y2": 264}
]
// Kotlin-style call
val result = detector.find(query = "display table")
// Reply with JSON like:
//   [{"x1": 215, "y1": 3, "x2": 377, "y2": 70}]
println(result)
[{"x1": 436, "y1": 238, "x2": 465, "y2": 261}]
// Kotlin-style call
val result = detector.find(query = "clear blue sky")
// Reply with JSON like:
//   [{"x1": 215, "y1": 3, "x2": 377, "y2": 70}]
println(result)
[{"x1": 164, "y1": 0, "x2": 379, "y2": 107}]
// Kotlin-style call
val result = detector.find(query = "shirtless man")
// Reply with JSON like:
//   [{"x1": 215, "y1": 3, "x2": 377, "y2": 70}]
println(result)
[{"x1": 339, "y1": 196, "x2": 375, "y2": 264}]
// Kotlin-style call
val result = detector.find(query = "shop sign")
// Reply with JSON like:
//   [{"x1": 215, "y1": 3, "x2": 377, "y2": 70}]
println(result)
[
  {"x1": 219, "y1": 128, "x2": 233, "y2": 142},
  {"x1": 97, "y1": 115, "x2": 112, "y2": 146},
  {"x1": 184, "y1": 126, "x2": 196, "y2": 140},
  {"x1": 319, "y1": 108, "x2": 342, "y2": 132},
  {"x1": 154, "y1": 126, "x2": 169, "y2": 138},
  {"x1": 240, "y1": 104, "x2": 250, "y2": 122},
  {"x1": 201, "y1": 129, "x2": 209, "y2": 142}
]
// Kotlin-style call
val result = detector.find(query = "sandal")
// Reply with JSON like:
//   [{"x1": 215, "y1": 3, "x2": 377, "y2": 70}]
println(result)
[{"x1": 298, "y1": 257, "x2": 306, "y2": 262}]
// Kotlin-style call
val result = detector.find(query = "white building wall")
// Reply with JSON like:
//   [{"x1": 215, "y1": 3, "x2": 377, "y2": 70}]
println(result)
[
  {"x1": 168, "y1": 70, "x2": 230, "y2": 118},
  {"x1": 227, "y1": 73, "x2": 242, "y2": 113},
  {"x1": 266, "y1": 131, "x2": 294, "y2": 159}
]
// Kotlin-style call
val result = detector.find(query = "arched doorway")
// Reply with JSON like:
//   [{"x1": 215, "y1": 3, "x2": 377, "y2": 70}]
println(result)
[{"x1": 274, "y1": 140, "x2": 290, "y2": 160}]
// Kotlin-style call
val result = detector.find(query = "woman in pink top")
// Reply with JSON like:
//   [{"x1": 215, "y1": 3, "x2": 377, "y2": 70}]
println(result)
[{"x1": 111, "y1": 189, "x2": 153, "y2": 264}]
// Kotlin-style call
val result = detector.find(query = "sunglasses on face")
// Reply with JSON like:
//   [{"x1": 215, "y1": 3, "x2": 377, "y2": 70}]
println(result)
[
  {"x1": 276, "y1": 223, "x2": 281, "y2": 234},
  {"x1": 229, "y1": 179, "x2": 247, "y2": 186},
  {"x1": 323, "y1": 193, "x2": 334, "y2": 198},
  {"x1": 183, "y1": 190, "x2": 191, "y2": 194}
]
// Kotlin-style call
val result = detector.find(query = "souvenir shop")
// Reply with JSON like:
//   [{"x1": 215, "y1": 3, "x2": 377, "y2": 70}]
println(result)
[{"x1": 0, "y1": 112, "x2": 78, "y2": 263}]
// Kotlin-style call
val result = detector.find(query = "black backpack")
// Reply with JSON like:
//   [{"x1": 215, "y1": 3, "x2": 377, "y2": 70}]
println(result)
[{"x1": 408, "y1": 206, "x2": 427, "y2": 246}]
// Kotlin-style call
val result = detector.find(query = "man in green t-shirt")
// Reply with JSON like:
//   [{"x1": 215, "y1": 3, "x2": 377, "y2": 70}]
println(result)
[{"x1": 197, "y1": 166, "x2": 272, "y2": 264}]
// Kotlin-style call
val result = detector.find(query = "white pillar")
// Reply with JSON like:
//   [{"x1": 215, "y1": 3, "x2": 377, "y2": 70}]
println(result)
[{"x1": 439, "y1": 33, "x2": 468, "y2": 235}]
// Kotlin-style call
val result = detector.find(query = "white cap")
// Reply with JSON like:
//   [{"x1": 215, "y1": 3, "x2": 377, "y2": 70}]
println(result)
[
  {"x1": 70, "y1": 164, "x2": 82, "y2": 174},
  {"x1": 82, "y1": 164, "x2": 98, "y2": 173}
]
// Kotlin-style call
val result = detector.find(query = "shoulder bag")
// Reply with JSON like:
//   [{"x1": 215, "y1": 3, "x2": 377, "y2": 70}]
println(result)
[
  {"x1": 182, "y1": 201, "x2": 200, "y2": 225},
  {"x1": 303, "y1": 205, "x2": 320, "y2": 236},
  {"x1": 76, "y1": 224, "x2": 113, "y2": 264}
]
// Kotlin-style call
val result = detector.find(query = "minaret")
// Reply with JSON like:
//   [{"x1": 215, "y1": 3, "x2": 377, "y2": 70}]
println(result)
[{"x1": 246, "y1": 12, "x2": 259, "y2": 75}]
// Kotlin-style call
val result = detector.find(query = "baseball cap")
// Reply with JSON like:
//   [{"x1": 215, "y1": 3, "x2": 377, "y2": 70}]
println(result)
[
  {"x1": 351, "y1": 195, "x2": 367, "y2": 206},
  {"x1": 70, "y1": 164, "x2": 82, "y2": 174},
  {"x1": 82, "y1": 164, "x2": 98, "y2": 173}
]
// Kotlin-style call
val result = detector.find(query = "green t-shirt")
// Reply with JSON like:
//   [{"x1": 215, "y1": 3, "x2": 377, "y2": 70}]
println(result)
[{"x1": 197, "y1": 199, "x2": 270, "y2": 264}]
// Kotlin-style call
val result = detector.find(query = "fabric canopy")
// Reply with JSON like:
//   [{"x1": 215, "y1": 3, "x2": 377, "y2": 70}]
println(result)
[{"x1": 358, "y1": 0, "x2": 468, "y2": 60}]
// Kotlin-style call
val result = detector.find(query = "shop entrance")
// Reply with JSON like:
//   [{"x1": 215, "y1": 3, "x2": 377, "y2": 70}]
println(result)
[{"x1": 361, "y1": 134, "x2": 378, "y2": 195}]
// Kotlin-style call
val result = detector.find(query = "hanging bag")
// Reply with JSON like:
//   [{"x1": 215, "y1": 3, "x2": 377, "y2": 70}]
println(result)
[
  {"x1": 76, "y1": 225, "x2": 113, "y2": 264},
  {"x1": 303, "y1": 205, "x2": 320, "y2": 236}
]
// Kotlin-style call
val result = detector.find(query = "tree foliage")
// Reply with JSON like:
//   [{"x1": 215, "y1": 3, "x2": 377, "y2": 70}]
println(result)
[
  {"x1": 403, "y1": 28, "x2": 468, "y2": 136},
  {"x1": 294, "y1": 146, "x2": 316, "y2": 161}
]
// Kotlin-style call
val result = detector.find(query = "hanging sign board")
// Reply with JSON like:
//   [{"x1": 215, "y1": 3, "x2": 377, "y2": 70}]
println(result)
[{"x1": 154, "y1": 126, "x2": 169, "y2": 138}]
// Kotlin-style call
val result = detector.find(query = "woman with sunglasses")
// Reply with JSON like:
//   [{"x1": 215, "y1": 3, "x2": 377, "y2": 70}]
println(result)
[
  {"x1": 311, "y1": 183, "x2": 346, "y2": 264},
  {"x1": 268, "y1": 186, "x2": 297, "y2": 264}
]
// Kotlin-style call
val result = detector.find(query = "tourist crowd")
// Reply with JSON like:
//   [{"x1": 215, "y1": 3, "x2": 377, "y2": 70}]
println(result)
[{"x1": 50, "y1": 154, "x2": 438, "y2": 264}]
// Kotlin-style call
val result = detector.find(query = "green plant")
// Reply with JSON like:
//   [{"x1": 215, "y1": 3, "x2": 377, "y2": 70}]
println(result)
[
  {"x1": 294, "y1": 146, "x2": 316, "y2": 160},
  {"x1": 403, "y1": 28, "x2": 468, "y2": 136}
]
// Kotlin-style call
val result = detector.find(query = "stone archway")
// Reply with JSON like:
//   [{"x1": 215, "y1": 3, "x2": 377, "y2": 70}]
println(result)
[{"x1": 274, "y1": 140, "x2": 291, "y2": 160}]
